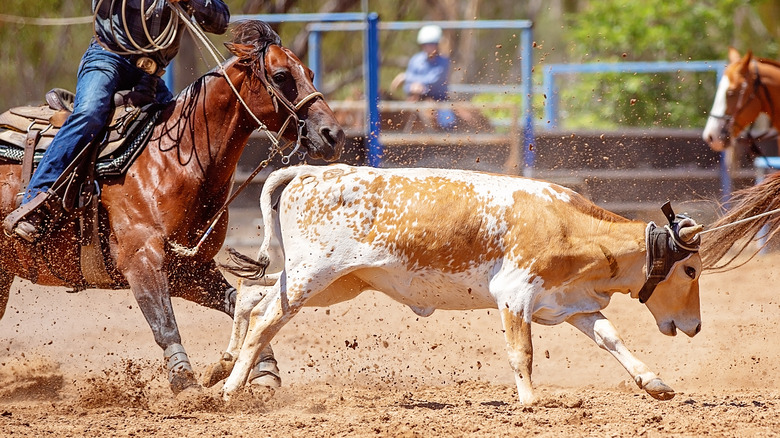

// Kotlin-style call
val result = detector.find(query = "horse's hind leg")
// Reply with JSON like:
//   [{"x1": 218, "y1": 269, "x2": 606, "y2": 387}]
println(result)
[
  {"x1": 0, "y1": 268, "x2": 13, "y2": 320},
  {"x1": 169, "y1": 259, "x2": 281, "y2": 388}
]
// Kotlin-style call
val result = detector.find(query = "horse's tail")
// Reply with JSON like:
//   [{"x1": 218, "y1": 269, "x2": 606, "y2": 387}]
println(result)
[{"x1": 701, "y1": 171, "x2": 780, "y2": 270}]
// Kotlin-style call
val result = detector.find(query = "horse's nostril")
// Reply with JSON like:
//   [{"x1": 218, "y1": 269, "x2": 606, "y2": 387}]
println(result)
[
  {"x1": 695, "y1": 323, "x2": 701, "y2": 335},
  {"x1": 320, "y1": 126, "x2": 344, "y2": 146}
]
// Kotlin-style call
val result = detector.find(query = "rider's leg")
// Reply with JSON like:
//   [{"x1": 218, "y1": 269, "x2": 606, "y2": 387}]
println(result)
[{"x1": 8, "y1": 43, "x2": 143, "y2": 241}]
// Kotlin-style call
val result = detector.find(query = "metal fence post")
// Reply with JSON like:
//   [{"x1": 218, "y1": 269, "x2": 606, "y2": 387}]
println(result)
[
  {"x1": 308, "y1": 30, "x2": 323, "y2": 91},
  {"x1": 521, "y1": 25, "x2": 535, "y2": 177},
  {"x1": 364, "y1": 13, "x2": 382, "y2": 167}
]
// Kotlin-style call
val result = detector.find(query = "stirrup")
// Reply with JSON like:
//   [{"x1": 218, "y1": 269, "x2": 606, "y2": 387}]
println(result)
[
  {"x1": 3, "y1": 191, "x2": 50, "y2": 233},
  {"x1": 2, "y1": 191, "x2": 58, "y2": 240}
]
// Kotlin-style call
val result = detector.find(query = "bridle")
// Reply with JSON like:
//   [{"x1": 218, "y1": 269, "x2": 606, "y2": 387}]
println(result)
[
  {"x1": 169, "y1": 2, "x2": 323, "y2": 163},
  {"x1": 638, "y1": 202, "x2": 700, "y2": 304},
  {"x1": 166, "y1": 4, "x2": 324, "y2": 256},
  {"x1": 711, "y1": 60, "x2": 776, "y2": 145},
  {"x1": 249, "y1": 51, "x2": 324, "y2": 164}
]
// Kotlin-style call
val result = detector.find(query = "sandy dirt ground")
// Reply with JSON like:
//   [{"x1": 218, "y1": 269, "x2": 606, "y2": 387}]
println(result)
[{"x1": 1, "y1": 218, "x2": 779, "y2": 437}]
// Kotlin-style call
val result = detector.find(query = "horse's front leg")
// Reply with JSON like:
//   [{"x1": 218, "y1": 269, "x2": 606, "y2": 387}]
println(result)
[{"x1": 117, "y1": 238, "x2": 198, "y2": 394}]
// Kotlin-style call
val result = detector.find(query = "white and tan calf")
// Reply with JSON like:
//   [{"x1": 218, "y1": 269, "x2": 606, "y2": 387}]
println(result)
[{"x1": 207, "y1": 164, "x2": 704, "y2": 404}]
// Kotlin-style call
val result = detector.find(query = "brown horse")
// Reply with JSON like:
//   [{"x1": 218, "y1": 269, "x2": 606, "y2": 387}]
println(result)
[
  {"x1": 700, "y1": 48, "x2": 780, "y2": 269},
  {"x1": 0, "y1": 21, "x2": 344, "y2": 393},
  {"x1": 702, "y1": 47, "x2": 780, "y2": 152}
]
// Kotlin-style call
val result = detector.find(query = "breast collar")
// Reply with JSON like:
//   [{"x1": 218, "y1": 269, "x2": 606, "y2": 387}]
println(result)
[{"x1": 638, "y1": 202, "x2": 700, "y2": 304}]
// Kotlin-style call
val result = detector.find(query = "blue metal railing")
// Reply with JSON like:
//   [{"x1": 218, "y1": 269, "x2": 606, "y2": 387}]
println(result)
[
  {"x1": 306, "y1": 19, "x2": 535, "y2": 173},
  {"x1": 541, "y1": 60, "x2": 726, "y2": 129}
]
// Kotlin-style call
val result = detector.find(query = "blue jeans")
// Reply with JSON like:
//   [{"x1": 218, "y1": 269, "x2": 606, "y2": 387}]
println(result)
[{"x1": 22, "y1": 40, "x2": 172, "y2": 204}]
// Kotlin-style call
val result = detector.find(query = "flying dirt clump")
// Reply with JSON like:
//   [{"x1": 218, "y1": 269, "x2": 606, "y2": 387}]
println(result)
[{"x1": 0, "y1": 354, "x2": 64, "y2": 401}]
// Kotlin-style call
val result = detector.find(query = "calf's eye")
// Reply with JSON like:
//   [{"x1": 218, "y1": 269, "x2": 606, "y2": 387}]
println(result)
[{"x1": 684, "y1": 266, "x2": 697, "y2": 279}]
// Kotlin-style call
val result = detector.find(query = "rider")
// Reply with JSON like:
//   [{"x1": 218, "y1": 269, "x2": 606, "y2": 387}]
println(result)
[
  {"x1": 403, "y1": 24, "x2": 455, "y2": 130},
  {"x1": 4, "y1": 0, "x2": 230, "y2": 242}
]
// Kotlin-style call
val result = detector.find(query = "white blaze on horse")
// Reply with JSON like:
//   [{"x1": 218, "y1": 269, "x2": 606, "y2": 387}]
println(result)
[
  {"x1": 702, "y1": 47, "x2": 780, "y2": 152},
  {"x1": 208, "y1": 164, "x2": 704, "y2": 404}
]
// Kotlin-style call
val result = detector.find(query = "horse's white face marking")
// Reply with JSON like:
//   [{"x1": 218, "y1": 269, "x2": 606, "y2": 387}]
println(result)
[{"x1": 702, "y1": 75, "x2": 731, "y2": 151}]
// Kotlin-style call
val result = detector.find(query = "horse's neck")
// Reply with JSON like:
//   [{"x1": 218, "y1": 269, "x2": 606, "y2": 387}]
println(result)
[
  {"x1": 758, "y1": 61, "x2": 780, "y2": 126},
  {"x1": 171, "y1": 67, "x2": 256, "y2": 189}
]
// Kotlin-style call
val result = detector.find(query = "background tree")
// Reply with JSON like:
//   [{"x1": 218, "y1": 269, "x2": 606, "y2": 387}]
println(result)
[{"x1": 1, "y1": 0, "x2": 778, "y2": 131}]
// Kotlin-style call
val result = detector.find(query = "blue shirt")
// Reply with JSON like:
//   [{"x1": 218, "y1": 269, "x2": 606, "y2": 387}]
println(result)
[
  {"x1": 404, "y1": 51, "x2": 450, "y2": 101},
  {"x1": 92, "y1": 0, "x2": 229, "y2": 67}
]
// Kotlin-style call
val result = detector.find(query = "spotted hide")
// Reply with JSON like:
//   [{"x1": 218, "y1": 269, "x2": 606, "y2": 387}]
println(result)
[{"x1": 214, "y1": 164, "x2": 704, "y2": 404}]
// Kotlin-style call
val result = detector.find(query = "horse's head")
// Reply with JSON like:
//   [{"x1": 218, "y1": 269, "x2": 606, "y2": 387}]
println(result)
[
  {"x1": 225, "y1": 21, "x2": 344, "y2": 161},
  {"x1": 703, "y1": 47, "x2": 772, "y2": 151}
]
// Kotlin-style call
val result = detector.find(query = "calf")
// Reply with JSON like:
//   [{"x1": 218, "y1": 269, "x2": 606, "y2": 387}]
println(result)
[{"x1": 210, "y1": 164, "x2": 704, "y2": 403}]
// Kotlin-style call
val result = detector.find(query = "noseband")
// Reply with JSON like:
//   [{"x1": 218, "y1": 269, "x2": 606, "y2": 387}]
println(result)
[
  {"x1": 638, "y1": 202, "x2": 700, "y2": 304},
  {"x1": 711, "y1": 61, "x2": 776, "y2": 141},
  {"x1": 254, "y1": 58, "x2": 324, "y2": 163}
]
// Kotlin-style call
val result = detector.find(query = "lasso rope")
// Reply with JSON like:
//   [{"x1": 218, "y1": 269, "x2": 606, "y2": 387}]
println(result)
[
  {"x1": 699, "y1": 206, "x2": 780, "y2": 235},
  {"x1": 93, "y1": 0, "x2": 180, "y2": 55}
]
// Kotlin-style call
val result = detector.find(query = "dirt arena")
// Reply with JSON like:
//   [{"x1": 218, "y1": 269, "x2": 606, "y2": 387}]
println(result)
[{"x1": 1, "y1": 216, "x2": 779, "y2": 437}]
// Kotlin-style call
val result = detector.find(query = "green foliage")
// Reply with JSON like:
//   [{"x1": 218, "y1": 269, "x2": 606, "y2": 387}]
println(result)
[{"x1": 557, "y1": 0, "x2": 742, "y2": 130}]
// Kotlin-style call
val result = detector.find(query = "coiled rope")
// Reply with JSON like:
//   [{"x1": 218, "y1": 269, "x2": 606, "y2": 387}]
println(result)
[{"x1": 92, "y1": 0, "x2": 180, "y2": 55}]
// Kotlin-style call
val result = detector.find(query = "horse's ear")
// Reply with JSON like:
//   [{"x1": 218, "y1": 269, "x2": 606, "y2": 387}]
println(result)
[
  {"x1": 224, "y1": 42, "x2": 255, "y2": 61},
  {"x1": 728, "y1": 46, "x2": 741, "y2": 64}
]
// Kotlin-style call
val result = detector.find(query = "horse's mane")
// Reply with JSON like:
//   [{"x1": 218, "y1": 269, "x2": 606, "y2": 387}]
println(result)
[
  {"x1": 230, "y1": 20, "x2": 282, "y2": 54},
  {"x1": 756, "y1": 57, "x2": 780, "y2": 70},
  {"x1": 700, "y1": 171, "x2": 780, "y2": 271}
]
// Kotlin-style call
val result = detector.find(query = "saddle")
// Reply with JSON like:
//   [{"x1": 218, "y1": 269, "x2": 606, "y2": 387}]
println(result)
[
  {"x1": 0, "y1": 88, "x2": 161, "y2": 190},
  {"x1": 0, "y1": 88, "x2": 162, "y2": 289}
]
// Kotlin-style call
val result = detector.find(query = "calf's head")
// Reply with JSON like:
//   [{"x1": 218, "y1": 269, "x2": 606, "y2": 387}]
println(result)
[{"x1": 640, "y1": 217, "x2": 703, "y2": 338}]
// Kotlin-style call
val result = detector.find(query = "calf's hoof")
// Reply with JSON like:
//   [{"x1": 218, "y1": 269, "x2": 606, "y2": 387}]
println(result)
[
  {"x1": 643, "y1": 378, "x2": 676, "y2": 401},
  {"x1": 202, "y1": 354, "x2": 235, "y2": 388}
]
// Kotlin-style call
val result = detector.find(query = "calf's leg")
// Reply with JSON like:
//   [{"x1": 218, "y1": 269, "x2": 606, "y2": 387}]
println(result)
[
  {"x1": 499, "y1": 308, "x2": 535, "y2": 404},
  {"x1": 567, "y1": 311, "x2": 675, "y2": 400},
  {"x1": 201, "y1": 279, "x2": 279, "y2": 388}
]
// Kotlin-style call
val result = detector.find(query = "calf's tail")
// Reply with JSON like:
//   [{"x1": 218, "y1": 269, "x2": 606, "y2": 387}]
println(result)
[{"x1": 220, "y1": 166, "x2": 306, "y2": 279}]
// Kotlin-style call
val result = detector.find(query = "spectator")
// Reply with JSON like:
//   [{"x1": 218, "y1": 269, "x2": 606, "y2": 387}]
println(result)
[{"x1": 403, "y1": 25, "x2": 456, "y2": 130}]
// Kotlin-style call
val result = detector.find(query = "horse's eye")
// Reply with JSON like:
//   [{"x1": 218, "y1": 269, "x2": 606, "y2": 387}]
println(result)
[
  {"x1": 685, "y1": 266, "x2": 697, "y2": 279},
  {"x1": 273, "y1": 72, "x2": 289, "y2": 83}
]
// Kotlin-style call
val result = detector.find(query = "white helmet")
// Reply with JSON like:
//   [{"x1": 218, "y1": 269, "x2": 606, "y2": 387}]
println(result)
[{"x1": 417, "y1": 25, "x2": 442, "y2": 45}]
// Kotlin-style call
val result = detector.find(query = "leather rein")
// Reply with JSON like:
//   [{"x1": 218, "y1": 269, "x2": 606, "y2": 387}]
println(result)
[{"x1": 167, "y1": 3, "x2": 323, "y2": 256}]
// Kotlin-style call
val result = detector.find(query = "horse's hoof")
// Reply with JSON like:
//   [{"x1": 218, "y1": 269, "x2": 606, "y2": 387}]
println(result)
[
  {"x1": 170, "y1": 369, "x2": 201, "y2": 396},
  {"x1": 643, "y1": 378, "x2": 676, "y2": 401},
  {"x1": 202, "y1": 359, "x2": 234, "y2": 388},
  {"x1": 249, "y1": 372, "x2": 281, "y2": 389}
]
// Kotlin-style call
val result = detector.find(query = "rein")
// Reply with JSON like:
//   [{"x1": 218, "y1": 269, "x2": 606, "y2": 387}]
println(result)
[{"x1": 167, "y1": 3, "x2": 324, "y2": 256}]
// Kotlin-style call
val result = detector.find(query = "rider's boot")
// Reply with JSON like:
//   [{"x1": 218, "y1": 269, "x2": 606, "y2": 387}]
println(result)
[{"x1": 3, "y1": 191, "x2": 59, "y2": 243}]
